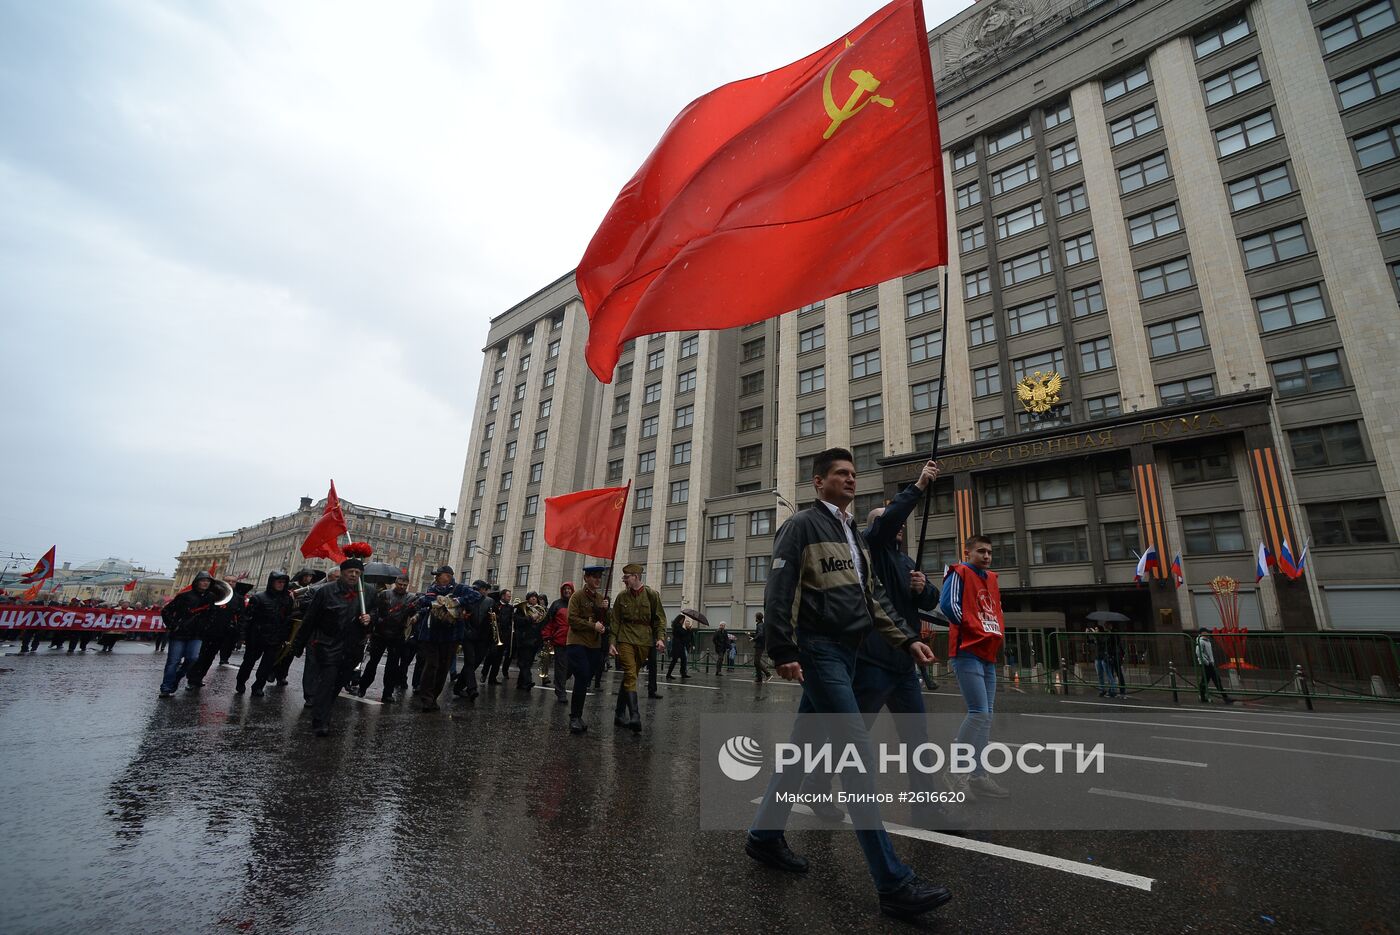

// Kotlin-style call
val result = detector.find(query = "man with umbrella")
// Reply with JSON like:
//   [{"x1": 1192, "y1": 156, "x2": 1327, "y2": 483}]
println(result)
[{"x1": 667, "y1": 609, "x2": 701, "y2": 679}]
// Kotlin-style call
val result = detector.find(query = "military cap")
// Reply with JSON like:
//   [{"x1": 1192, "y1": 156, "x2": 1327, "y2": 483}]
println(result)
[
  {"x1": 621, "y1": 562, "x2": 644, "y2": 575},
  {"x1": 582, "y1": 564, "x2": 607, "y2": 577}
]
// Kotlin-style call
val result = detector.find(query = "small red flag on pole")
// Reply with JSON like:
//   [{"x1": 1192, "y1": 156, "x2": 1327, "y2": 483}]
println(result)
[
  {"x1": 577, "y1": 0, "x2": 945, "y2": 382},
  {"x1": 301, "y1": 480, "x2": 349, "y2": 564},
  {"x1": 123, "y1": 578, "x2": 138, "y2": 592},
  {"x1": 21, "y1": 546, "x2": 56, "y2": 584},
  {"x1": 544, "y1": 483, "x2": 631, "y2": 559}
]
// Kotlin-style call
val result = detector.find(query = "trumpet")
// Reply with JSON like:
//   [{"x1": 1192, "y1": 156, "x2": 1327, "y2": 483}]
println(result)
[{"x1": 489, "y1": 609, "x2": 503, "y2": 649}]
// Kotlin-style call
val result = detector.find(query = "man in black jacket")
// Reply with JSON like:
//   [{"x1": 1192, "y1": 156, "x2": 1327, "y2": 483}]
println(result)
[
  {"x1": 452, "y1": 580, "x2": 495, "y2": 700},
  {"x1": 188, "y1": 581, "x2": 248, "y2": 688},
  {"x1": 294, "y1": 555, "x2": 373, "y2": 736},
  {"x1": 481, "y1": 588, "x2": 514, "y2": 686},
  {"x1": 358, "y1": 575, "x2": 413, "y2": 701},
  {"x1": 667, "y1": 614, "x2": 693, "y2": 678},
  {"x1": 159, "y1": 572, "x2": 217, "y2": 696},
  {"x1": 238, "y1": 571, "x2": 294, "y2": 696},
  {"x1": 745, "y1": 447, "x2": 950, "y2": 922}
]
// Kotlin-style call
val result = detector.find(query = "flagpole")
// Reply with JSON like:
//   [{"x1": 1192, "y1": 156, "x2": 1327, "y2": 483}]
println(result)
[{"x1": 913, "y1": 267, "x2": 952, "y2": 571}]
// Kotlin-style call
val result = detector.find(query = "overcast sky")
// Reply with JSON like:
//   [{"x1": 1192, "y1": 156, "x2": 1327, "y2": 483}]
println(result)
[{"x1": 0, "y1": 0, "x2": 972, "y2": 575}]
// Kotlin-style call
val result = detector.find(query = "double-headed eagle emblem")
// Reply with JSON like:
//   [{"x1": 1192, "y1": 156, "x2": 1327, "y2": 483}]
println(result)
[{"x1": 1015, "y1": 370, "x2": 1063, "y2": 414}]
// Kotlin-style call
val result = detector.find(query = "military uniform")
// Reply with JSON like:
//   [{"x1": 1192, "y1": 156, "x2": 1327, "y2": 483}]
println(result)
[
  {"x1": 609, "y1": 564, "x2": 665, "y2": 732},
  {"x1": 565, "y1": 567, "x2": 609, "y2": 734}
]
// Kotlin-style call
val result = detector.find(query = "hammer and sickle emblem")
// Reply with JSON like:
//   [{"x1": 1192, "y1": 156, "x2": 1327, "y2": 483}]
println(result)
[{"x1": 822, "y1": 39, "x2": 894, "y2": 140}]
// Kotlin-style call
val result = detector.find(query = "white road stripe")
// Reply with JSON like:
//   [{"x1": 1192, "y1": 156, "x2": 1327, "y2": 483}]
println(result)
[
  {"x1": 653, "y1": 680, "x2": 720, "y2": 691},
  {"x1": 1140, "y1": 714, "x2": 1400, "y2": 736},
  {"x1": 1087, "y1": 788, "x2": 1400, "y2": 843},
  {"x1": 1024, "y1": 713, "x2": 1400, "y2": 748},
  {"x1": 1150, "y1": 735, "x2": 1400, "y2": 765},
  {"x1": 1004, "y1": 741, "x2": 1206, "y2": 768},
  {"x1": 1058, "y1": 700, "x2": 1400, "y2": 728}
]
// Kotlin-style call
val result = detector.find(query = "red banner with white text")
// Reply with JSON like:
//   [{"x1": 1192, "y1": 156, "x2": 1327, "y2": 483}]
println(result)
[{"x1": 0, "y1": 604, "x2": 166, "y2": 633}]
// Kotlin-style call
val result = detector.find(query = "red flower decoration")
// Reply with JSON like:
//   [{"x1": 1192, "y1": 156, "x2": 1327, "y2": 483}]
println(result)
[{"x1": 343, "y1": 541, "x2": 374, "y2": 559}]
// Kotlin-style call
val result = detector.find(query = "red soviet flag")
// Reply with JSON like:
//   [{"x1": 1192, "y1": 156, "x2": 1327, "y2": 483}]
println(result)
[
  {"x1": 21, "y1": 546, "x2": 56, "y2": 584},
  {"x1": 578, "y1": 0, "x2": 945, "y2": 382},
  {"x1": 300, "y1": 480, "x2": 348, "y2": 564},
  {"x1": 544, "y1": 483, "x2": 631, "y2": 559}
]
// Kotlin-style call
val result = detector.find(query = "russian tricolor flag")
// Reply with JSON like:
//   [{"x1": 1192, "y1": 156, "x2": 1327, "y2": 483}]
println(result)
[
  {"x1": 1278, "y1": 539, "x2": 1300, "y2": 579},
  {"x1": 1171, "y1": 553, "x2": 1184, "y2": 588},
  {"x1": 1134, "y1": 545, "x2": 1160, "y2": 583},
  {"x1": 1295, "y1": 541, "x2": 1309, "y2": 578},
  {"x1": 1256, "y1": 542, "x2": 1275, "y2": 582}
]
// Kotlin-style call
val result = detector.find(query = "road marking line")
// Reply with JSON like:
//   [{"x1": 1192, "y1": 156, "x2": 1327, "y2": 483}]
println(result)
[
  {"x1": 1003, "y1": 741, "x2": 1206, "y2": 768},
  {"x1": 1150, "y1": 735, "x2": 1400, "y2": 765},
  {"x1": 1087, "y1": 788, "x2": 1400, "y2": 843},
  {"x1": 1138, "y1": 714, "x2": 1400, "y2": 736},
  {"x1": 757, "y1": 799, "x2": 1155, "y2": 891},
  {"x1": 1058, "y1": 700, "x2": 1400, "y2": 728},
  {"x1": 653, "y1": 680, "x2": 720, "y2": 691},
  {"x1": 343, "y1": 693, "x2": 383, "y2": 706},
  {"x1": 1024, "y1": 713, "x2": 1400, "y2": 748}
]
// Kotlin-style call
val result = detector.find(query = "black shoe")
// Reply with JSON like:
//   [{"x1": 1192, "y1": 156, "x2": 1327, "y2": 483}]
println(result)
[
  {"x1": 745, "y1": 834, "x2": 808, "y2": 873},
  {"x1": 556, "y1": 695, "x2": 568, "y2": 704},
  {"x1": 878, "y1": 875, "x2": 953, "y2": 920},
  {"x1": 251, "y1": 685, "x2": 264, "y2": 698},
  {"x1": 234, "y1": 683, "x2": 245, "y2": 695},
  {"x1": 569, "y1": 716, "x2": 587, "y2": 734}
]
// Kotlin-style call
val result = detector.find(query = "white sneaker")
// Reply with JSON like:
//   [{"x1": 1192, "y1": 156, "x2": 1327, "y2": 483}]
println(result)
[{"x1": 968, "y1": 775, "x2": 1010, "y2": 798}]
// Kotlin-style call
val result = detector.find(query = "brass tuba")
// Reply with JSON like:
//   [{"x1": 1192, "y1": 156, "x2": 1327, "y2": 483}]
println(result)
[{"x1": 211, "y1": 578, "x2": 234, "y2": 606}]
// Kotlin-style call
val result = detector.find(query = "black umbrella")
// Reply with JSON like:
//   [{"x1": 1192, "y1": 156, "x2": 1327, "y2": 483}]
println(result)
[
  {"x1": 680, "y1": 607, "x2": 710, "y2": 628},
  {"x1": 1087, "y1": 611, "x2": 1131, "y2": 623},
  {"x1": 362, "y1": 562, "x2": 404, "y2": 586}
]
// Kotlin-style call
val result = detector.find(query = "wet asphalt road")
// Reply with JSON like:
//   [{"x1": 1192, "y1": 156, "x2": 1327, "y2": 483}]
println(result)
[{"x1": 0, "y1": 642, "x2": 1397, "y2": 935}]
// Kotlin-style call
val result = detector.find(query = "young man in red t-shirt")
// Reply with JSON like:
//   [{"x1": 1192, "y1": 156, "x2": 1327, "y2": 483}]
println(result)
[{"x1": 938, "y1": 534, "x2": 1010, "y2": 799}]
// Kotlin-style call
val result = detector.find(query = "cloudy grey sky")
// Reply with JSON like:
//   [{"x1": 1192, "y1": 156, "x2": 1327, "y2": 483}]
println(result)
[{"x1": 0, "y1": 0, "x2": 971, "y2": 574}]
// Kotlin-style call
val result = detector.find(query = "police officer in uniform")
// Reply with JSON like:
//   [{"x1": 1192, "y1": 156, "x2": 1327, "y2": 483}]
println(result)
[{"x1": 608, "y1": 563, "x2": 666, "y2": 732}]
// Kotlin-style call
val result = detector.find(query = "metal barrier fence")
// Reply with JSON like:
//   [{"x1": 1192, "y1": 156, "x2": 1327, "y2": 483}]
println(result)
[{"x1": 1050, "y1": 631, "x2": 1400, "y2": 707}]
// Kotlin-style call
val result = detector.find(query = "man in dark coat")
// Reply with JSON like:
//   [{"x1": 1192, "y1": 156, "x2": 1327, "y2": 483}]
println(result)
[
  {"x1": 293, "y1": 554, "x2": 374, "y2": 736},
  {"x1": 271, "y1": 568, "x2": 325, "y2": 686},
  {"x1": 412, "y1": 566, "x2": 474, "y2": 712},
  {"x1": 159, "y1": 572, "x2": 217, "y2": 696},
  {"x1": 667, "y1": 613, "x2": 693, "y2": 679},
  {"x1": 188, "y1": 581, "x2": 248, "y2": 687},
  {"x1": 452, "y1": 580, "x2": 495, "y2": 700},
  {"x1": 513, "y1": 592, "x2": 547, "y2": 690},
  {"x1": 237, "y1": 571, "x2": 294, "y2": 696},
  {"x1": 358, "y1": 575, "x2": 414, "y2": 702},
  {"x1": 482, "y1": 588, "x2": 514, "y2": 685}
]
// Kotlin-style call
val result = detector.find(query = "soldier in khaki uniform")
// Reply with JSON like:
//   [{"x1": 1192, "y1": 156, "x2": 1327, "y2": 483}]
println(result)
[
  {"x1": 609, "y1": 562, "x2": 667, "y2": 732},
  {"x1": 566, "y1": 565, "x2": 610, "y2": 734}
]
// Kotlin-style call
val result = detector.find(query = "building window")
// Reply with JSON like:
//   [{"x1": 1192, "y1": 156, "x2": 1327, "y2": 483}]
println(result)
[
  {"x1": 960, "y1": 223, "x2": 986, "y2": 252},
  {"x1": 1079, "y1": 336, "x2": 1115, "y2": 373},
  {"x1": 906, "y1": 286, "x2": 939, "y2": 318},
  {"x1": 1171, "y1": 440, "x2": 1233, "y2": 484},
  {"x1": 495, "y1": 502, "x2": 508, "y2": 522},
  {"x1": 509, "y1": 411, "x2": 522, "y2": 431},
  {"x1": 737, "y1": 444, "x2": 762, "y2": 469},
  {"x1": 1137, "y1": 256, "x2": 1194, "y2": 299},
  {"x1": 500, "y1": 471, "x2": 513, "y2": 491},
  {"x1": 488, "y1": 395, "x2": 499, "y2": 412},
  {"x1": 1182, "y1": 512, "x2": 1247, "y2": 554},
  {"x1": 1103, "y1": 63, "x2": 1149, "y2": 101},
  {"x1": 1228, "y1": 165, "x2": 1294, "y2": 213},
  {"x1": 1374, "y1": 191, "x2": 1400, "y2": 232},
  {"x1": 708, "y1": 559, "x2": 734, "y2": 584},
  {"x1": 1158, "y1": 375, "x2": 1217, "y2": 405},
  {"x1": 1070, "y1": 282, "x2": 1105, "y2": 318},
  {"x1": 547, "y1": 338, "x2": 560, "y2": 359},
  {"x1": 666, "y1": 519, "x2": 687, "y2": 544},
  {"x1": 971, "y1": 364, "x2": 1002, "y2": 398},
  {"x1": 1031, "y1": 526, "x2": 1090, "y2": 563},
  {"x1": 742, "y1": 337, "x2": 765, "y2": 362},
  {"x1": 956, "y1": 180, "x2": 982, "y2": 210},
  {"x1": 1012, "y1": 348, "x2": 1066, "y2": 382},
  {"x1": 1195, "y1": 14, "x2": 1250, "y2": 58},
  {"x1": 850, "y1": 306, "x2": 879, "y2": 336},
  {"x1": 668, "y1": 479, "x2": 689, "y2": 505},
  {"x1": 850, "y1": 348, "x2": 881, "y2": 379},
  {"x1": 469, "y1": 508, "x2": 480, "y2": 527},
  {"x1": 851, "y1": 394, "x2": 883, "y2": 425},
  {"x1": 798, "y1": 408, "x2": 826, "y2": 437},
  {"x1": 1048, "y1": 139, "x2": 1080, "y2": 171},
  {"x1": 1256, "y1": 284, "x2": 1328, "y2": 332},
  {"x1": 524, "y1": 494, "x2": 539, "y2": 515},
  {"x1": 952, "y1": 145, "x2": 976, "y2": 170},
  {"x1": 493, "y1": 368, "x2": 503, "y2": 385},
  {"x1": 635, "y1": 486, "x2": 653, "y2": 510},
  {"x1": 747, "y1": 555, "x2": 771, "y2": 583},
  {"x1": 991, "y1": 157, "x2": 1038, "y2": 195},
  {"x1": 969, "y1": 315, "x2": 997, "y2": 346},
  {"x1": 677, "y1": 369, "x2": 696, "y2": 394},
  {"x1": 520, "y1": 529, "x2": 535, "y2": 552},
  {"x1": 616, "y1": 362, "x2": 633, "y2": 384},
  {"x1": 632, "y1": 524, "x2": 650, "y2": 549},
  {"x1": 1307, "y1": 499, "x2": 1390, "y2": 544},
  {"x1": 639, "y1": 450, "x2": 656, "y2": 473},
  {"x1": 908, "y1": 331, "x2": 943, "y2": 363},
  {"x1": 710, "y1": 514, "x2": 735, "y2": 540},
  {"x1": 798, "y1": 365, "x2": 825, "y2": 394},
  {"x1": 663, "y1": 561, "x2": 684, "y2": 585},
  {"x1": 1064, "y1": 232, "x2": 1096, "y2": 266},
  {"x1": 1215, "y1": 110, "x2": 1278, "y2": 156},
  {"x1": 1119, "y1": 152, "x2": 1170, "y2": 194},
  {"x1": 1086, "y1": 394, "x2": 1121, "y2": 419},
  {"x1": 987, "y1": 119, "x2": 1032, "y2": 155},
  {"x1": 1242, "y1": 223, "x2": 1309, "y2": 269},
  {"x1": 750, "y1": 509, "x2": 775, "y2": 536},
  {"x1": 529, "y1": 462, "x2": 543, "y2": 484},
  {"x1": 797, "y1": 454, "x2": 816, "y2": 481},
  {"x1": 1322, "y1": 1, "x2": 1397, "y2": 54},
  {"x1": 1148, "y1": 314, "x2": 1207, "y2": 356},
  {"x1": 1290, "y1": 422, "x2": 1366, "y2": 468},
  {"x1": 977, "y1": 416, "x2": 1006, "y2": 440},
  {"x1": 613, "y1": 394, "x2": 631, "y2": 416},
  {"x1": 1045, "y1": 98, "x2": 1072, "y2": 127},
  {"x1": 1001, "y1": 247, "x2": 1053, "y2": 286},
  {"x1": 538, "y1": 398, "x2": 552, "y2": 419},
  {"x1": 1056, "y1": 184, "x2": 1087, "y2": 216},
  {"x1": 1355, "y1": 121, "x2": 1400, "y2": 168},
  {"x1": 484, "y1": 422, "x2": 495, "y2": 441},
  {"x1": 1102, "y1": 521, "x2": 1141, "y2": 561},
  {"x1": 672, "y1": 441, "x2": 692, "y2": 465},
  {"x1": 965, "y1": 268, "x2": 991, "y2": 298},
  {"x1": 852, "y1": 441, "x2": 882, "y2": 474},
  {"x1": 799, "y1": 324, "x2": 825, "y2": 353},
  {"x1": 479, "y1": 451, "x2": 490, "y2": 469},
  {"x1": 1128, "y1": 204, "x2": 1182, "y2": 244},
  {"x1": 646, "y1": 348, "x2": 665, "y2": 371},
  {"x1": 1272, "y1": 350, "x2": 1345, "y2": 397},
  {"x1": 741, "y1": 371, "x2": 764, "y2": 396},
  {"x1": 474, "y1": 479, "x2": 486, "y2": 498},
  {"x1": 995, "y1": 201, "x2": 1045, "y2": 239},
  {"x1": 640, "y1": 415, "x2": 659, "y2": 438},
  {"x1": 1007, "y1": 296, "x2": 1058, "y2": 334},
  {"x1": 518, "y1": 354, "x2": 530, "y2": 373},
  {"x1": 610, "y1": 426, "x2": 627, "y2": 448},
  {"x1": 1096, "y1": 455, "x2": 1134, "y2": 493},
  {"x1": 1109, "y1": 104, "x2": 1160, "y2": 145},
  {"x1": 542, "y1": 368, "x2": 557, "y2": 388},
  {"x1": 911, "y1": 380, "x2": 942, "y2": 412},
  {"x1": 1025, "y1": 466, "x2": 1084, "y2": 502},
  {"x1": 1204, "y1": 58, "x2": 1264, "y2": 106},
  {"x1": 644, "y1": 382, "x2": 662, "y2": 404},
  {"x1": 912, "y1": 428, "x2": 950, "y2": 452},
  {"x1": 504, "y1": 440, "x2": 518, "y2": 460},
  {"x1": 675, "y1": 404, "x2": 695, "y2": 428},
  {"x1": 533, "y1": 430, "x2": 548, "y2": 451},
  {"x1": 607, "y1": 458, "x2": 624, "y2": 482}
]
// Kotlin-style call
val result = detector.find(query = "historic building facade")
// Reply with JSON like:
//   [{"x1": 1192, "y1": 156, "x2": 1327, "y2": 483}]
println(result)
[
  {"x1": 452, "y1": 0, "x2": 1400, "y2": 634},
  {"x1": 173, "y1": 533, "x2": 235, "y2": 592}
]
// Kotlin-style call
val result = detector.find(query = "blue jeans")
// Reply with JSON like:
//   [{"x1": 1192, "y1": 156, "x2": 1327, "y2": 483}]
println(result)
[
  {"x1": 160, "y1": 638, "x2": 202, "y2": 693},
  {"x1": 950, "y1": 655, "x2": 997, "y2": 777},
  {"x1": 750, "y1": 636, "x2": 914, "y2": 894},
  {"x1": 804, "y1": 664, "x2": 934, "y2": 797},
  {"x1": 1095, "y1": 658, "x2": 1115, "y2": 696}
]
